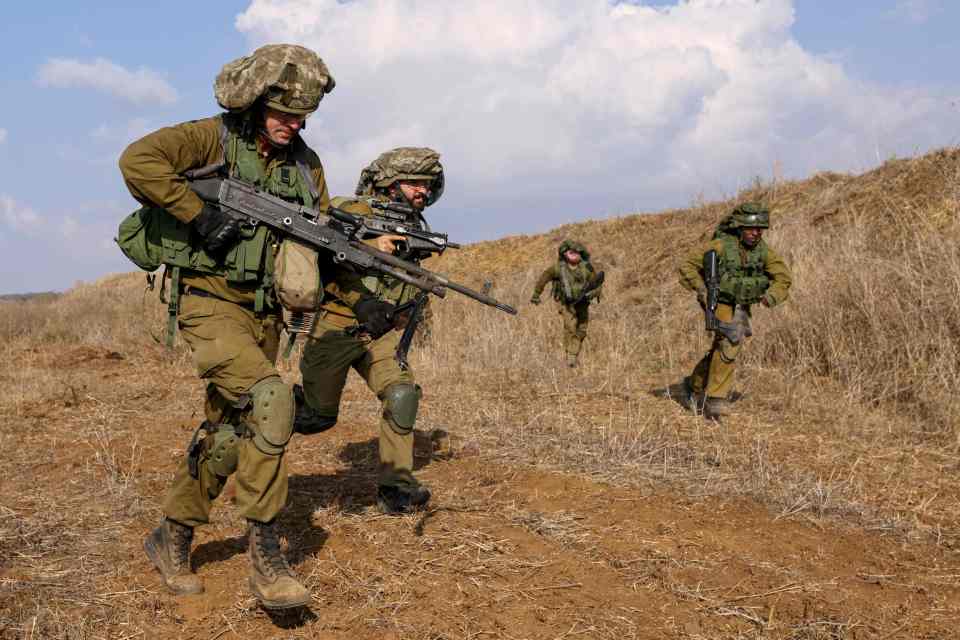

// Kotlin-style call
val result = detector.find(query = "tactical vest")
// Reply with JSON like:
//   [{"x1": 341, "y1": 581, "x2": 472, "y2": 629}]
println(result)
[
  {"x1": 716, "y1": 233, "x2": 770, "y2": 305},
  {"x1": 357, "y1": 196, "x2": 429, "y2": 307},
  {"x1": 117, "y1": 114, "x2": 318, "y2": 288},
  {"x1": 553, "y1": 261, "x2": 593, "y2": 304}
]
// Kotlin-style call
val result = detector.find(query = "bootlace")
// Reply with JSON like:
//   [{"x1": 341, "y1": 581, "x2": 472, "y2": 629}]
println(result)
[
  {"x1": 254, "y1": 523, "x2": 293, "y2": 577},
  {"x1": 167, "y1": 520, "x2": 193, "y2": 568}
]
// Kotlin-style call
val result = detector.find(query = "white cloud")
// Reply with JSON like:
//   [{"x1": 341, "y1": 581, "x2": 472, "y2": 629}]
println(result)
[
  {"x1": 0, "y1": 129, "x2": 6, "y2": 144},
  {"x1": 1, "y1": 195, "x2": 44, "y2": 235},
  {"x1": 889, "y1": 0, "x2": 943, "y2": 24},
  {"x1": 235, "y1": 0, "x2": 958, "y2": 235},
  {"x1": 36, "y1": 57, "x2": 178, "y2": 105}
]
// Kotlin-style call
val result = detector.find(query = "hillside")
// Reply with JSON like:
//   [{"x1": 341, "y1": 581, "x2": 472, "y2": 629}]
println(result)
[{"x1": 2, "y1": 149, "x2": 959, "y2": 639}]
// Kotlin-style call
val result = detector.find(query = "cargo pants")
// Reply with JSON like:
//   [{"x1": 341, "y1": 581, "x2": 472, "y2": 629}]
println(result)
[
  {"x1": 689, "y1": 302, "x2": 751, "y2": 400},
  {"x1": 560, "y1": 301, "x2": 590, "y2": 356},
  {"x1": 299, "y1": 316, "x2": 418, "y2": 489},
  {"x1": 163, "y1": 294, "x2": 290, "y2": 527}
]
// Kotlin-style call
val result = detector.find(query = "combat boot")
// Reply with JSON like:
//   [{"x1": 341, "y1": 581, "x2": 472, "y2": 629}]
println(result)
[
  {"x1": 247, "y1": 520, "x2": 311, "y2": 609},
  {"x1": 703, "y1": 397, "x2": 730, "y2": 422},
  {"x1": 377, "y1": 484, "x2": 432, "y2": 515},
  {"x1": 679, "y1": 378, "x2": 703, "y2": 414},
  {"x1": 143, "y1": 518, "x2": 203, "y2": 595}
]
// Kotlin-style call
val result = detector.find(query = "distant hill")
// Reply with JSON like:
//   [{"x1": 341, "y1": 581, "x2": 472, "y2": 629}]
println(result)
[{"x1": 0, "y1": 291, "x2": 61, "y2": 302}]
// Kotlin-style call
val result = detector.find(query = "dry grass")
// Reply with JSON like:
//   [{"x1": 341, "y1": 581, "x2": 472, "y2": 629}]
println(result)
[{"x1": 2, "y1": 147, "x2": 960, "y2": 638}]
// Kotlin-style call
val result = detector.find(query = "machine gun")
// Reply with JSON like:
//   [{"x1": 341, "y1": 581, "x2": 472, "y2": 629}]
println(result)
[
  {"x1": 328, "y1": 199, "x2": 460, "y2": 259},
  {"x1": 187, "y1": 176, "x2": 516, "y2": 315},
  {"x1": 569, "y1": 270, "x2": 605, "y2": 306},
  {"x1": 702, "y1": 250, "x2": 741, "y2": 344}
]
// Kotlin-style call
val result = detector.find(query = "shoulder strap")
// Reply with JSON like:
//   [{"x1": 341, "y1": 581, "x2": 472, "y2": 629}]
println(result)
[{"x1": 292, "y1": 139, "x2": 320, "y2": 207}]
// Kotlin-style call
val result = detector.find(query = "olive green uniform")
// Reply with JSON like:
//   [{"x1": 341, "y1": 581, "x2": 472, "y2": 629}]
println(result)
[
  {"x1": 532, "y1": 261, "x2": 600, "y2": 358},
  {"x1": 298, "y1": 196, "x2": 423, "y2": 490},
  {"x1": 120, "y1": 115, "x2": 330, "y2": 526},
  {"x1": 678, "y1": 235, "x2": 792, "y2": 400}
]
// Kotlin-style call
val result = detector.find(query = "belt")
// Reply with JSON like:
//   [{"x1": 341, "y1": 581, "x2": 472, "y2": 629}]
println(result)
[{"x1": 183, "y1": 286, "x2": 257, "y2": 312}]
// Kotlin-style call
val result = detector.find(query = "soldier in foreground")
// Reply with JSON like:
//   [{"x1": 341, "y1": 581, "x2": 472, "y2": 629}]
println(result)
[
  {"x1": 118, "y1": 44, "x2": 335, "y2": 608},
  {"x1": 530, "y1": 240, "x2": 604, "y2": 367},
  {"x1": 678, "y1": 203, "x2": 792, "y2": 421},
  {"x1": 295, "y1": 147, "x2": 444, "y2": 514}
]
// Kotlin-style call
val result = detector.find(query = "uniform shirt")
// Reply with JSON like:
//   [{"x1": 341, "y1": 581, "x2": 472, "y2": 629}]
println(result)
[
  {"x1": 678, "y1": 236, "x2": 792, "y2": 307},
  {"x1": 532, "y1": 261, "x2": 601, "y2": 306},
  {"x1": 119, "y1": 115, "x2": 330, "y2": 305}
]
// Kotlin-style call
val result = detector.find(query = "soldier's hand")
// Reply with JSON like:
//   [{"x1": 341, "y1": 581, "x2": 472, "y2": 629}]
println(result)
[
  {"x1": 354, "y1": 297, "x2": 396, "y2": 339},
  {"x1": 192, "y1": 203, "x2": 240, "y2": 254},
  {"x1": 761, "y1": 295, "x2": 773, "y2": 308},
  {"x1": 365, "y1": 234, "x2": 405, "y2": 254}
]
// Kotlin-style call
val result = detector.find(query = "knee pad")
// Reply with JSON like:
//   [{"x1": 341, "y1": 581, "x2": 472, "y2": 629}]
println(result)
[
  {"x1": 247, "y1": 376, "x2": 294, "y2": 455},
  {"x1": 204, "y1": 424, "x2": 243, "y2": 477},
  {"x1": 382, "y1": 383, "x2": 421, "y2": 435}
]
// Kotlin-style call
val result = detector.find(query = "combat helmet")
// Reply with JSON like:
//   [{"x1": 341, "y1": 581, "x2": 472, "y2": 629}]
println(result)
[
  {"x1": 355, "y1": 147, "x2": 445, "y2": 206},
  {"x1": 558, "y1": 239, "x2": 590, "y2": 261},
  {"x1": 215, "y1": 44, "x2": 336, "y2": 116},
  {"x1": 726, "y1": 202, "x2": 770, "y2": 229}
]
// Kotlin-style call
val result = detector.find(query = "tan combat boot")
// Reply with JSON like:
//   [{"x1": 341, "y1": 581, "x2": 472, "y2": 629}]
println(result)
[
  {"x1": 144, "y1": 518, "x2": 204, "y2": 595},
  {"x1": 248, "y1": 520, "x2": 311, "y2": 609}
]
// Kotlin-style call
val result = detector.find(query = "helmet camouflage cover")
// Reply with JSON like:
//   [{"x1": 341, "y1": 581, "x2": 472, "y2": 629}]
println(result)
[
  {"x1": 558, "y1": 239, "x2": 590, "y2": 261},
  {"x1": 728, "y1": 202, "x2": 770, "y2": 229},
  {"x1": 215, "y1": 44, "x2": 335, "y2": 115},
  {"x1": 355, "y1": 147, "x2": 445, "y2": 205}
]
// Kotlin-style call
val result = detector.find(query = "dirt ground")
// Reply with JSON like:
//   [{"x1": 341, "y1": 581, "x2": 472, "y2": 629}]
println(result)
[{"x1": 2, "y1": 343, "x2": 957, "y2": 640}]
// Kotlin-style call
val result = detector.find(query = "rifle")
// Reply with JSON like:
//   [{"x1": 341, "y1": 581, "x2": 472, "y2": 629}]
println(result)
[
  {"x1": 702, "y1": 250, "x2": 741, "y2": 344},
  {"x1": 394, "y1": 291, "x2": 429, "y2": 371},
  {"x1": 188, "y1": 176, "x2": 516, "y2": 315},
  {"x1": 328, "y1": 200, "x2": 460, "y2": 258},
  {"x1": 569, "y1": 270, "x2": 605, "y2": 306}
]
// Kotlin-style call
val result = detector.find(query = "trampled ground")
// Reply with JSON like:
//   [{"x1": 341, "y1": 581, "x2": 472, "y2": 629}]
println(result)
[
  {"x1": 2, "y1": 340, "x2": 957, "y2": 639},
  {"x1": 3, "y1": 149, "x2": 960, "y2": 638}
]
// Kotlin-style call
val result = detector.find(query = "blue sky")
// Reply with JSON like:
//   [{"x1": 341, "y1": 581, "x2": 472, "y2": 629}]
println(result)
[{"x1": 0, "y1": 0, "x2": 957, "y2": 294}]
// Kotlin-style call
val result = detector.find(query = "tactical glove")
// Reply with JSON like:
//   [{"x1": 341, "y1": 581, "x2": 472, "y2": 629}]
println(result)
[
  {"x1": 192, "y1": 203, "x2": 240, "y2": 255},
  {"x1": 354, "y1": 297, "x2": 396, "y2": 339},
  {"x1": 530, "y1": 296, "x2": 541, "y2": 305}
]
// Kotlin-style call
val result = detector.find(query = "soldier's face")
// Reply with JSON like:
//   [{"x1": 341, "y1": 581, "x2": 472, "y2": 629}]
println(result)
[
  {"x1": 563, "y1": 250, "x2": 582, "y2": 265},
  {"x1": 263, "y1": 107, "x2": 306, "y2": 146},
  {"x1": 396, "y1": 180, "x2": 432, "y2": 211},
  {"x1": 740, "y1": 227, "x2": 764, "y2": 247}
]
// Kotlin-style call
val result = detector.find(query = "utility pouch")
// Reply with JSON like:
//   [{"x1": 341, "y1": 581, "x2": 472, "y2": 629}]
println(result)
[{"x1": 273, "y1": 238, "x2": 323, "y2": 312}]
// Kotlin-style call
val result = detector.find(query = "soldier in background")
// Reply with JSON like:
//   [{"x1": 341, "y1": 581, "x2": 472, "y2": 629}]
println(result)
[
  {"x1": 530, "y1": 240, "x2": 604, "y2": 367},
  {"x1": 678, "y1": 203, "x2": 792, "y2": 421},
  {"x1": 295, "y1": 147, "x2": 443, "y2": 514},
  {"x1": 118, "y1": 44, "x2": 335, "y2": 608}
]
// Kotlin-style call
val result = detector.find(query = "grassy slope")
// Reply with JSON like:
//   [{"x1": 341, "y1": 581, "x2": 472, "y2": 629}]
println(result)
[{"x1": 1, "y1": 149, "x2": 959, "y2": 638}]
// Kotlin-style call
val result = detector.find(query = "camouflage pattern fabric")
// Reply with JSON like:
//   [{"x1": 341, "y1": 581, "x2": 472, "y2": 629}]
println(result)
[
  {"x1": 215, "y1": 44, "x2": 335, "y2": 115},
  {"x1": 558, "y1": 239, "x2": 590, "y2": 261},
  {"x1": 355, "y1": 147, "x2": 444, "y2": 204}
]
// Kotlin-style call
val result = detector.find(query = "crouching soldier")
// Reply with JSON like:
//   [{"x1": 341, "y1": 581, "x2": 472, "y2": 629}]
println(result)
[
  {"x1": 295, "y1": 147, "x2": 444, "y2": 514},
  {"x1": 678, "y1": 203, "x2": 792, "y2": 421},
  {"x1": 530, "y1": 240, "x2": 604, "y2": 367}
]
